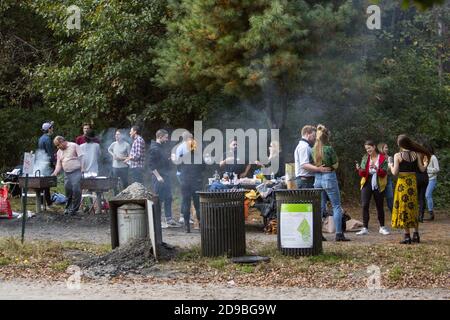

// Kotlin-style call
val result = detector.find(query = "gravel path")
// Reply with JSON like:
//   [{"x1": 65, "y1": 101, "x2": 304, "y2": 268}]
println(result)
[{"x1": 1, "y1": 279, "x2": 448, "y2": 300}]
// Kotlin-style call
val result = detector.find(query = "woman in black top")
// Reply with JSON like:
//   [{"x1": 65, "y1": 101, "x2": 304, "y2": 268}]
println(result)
[{"x1": 389, "y1": 135, "x2": 429, "y2": 244}]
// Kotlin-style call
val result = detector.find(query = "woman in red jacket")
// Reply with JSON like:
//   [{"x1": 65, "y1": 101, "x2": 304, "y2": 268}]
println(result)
[{"x1": 355, "y1": 140, "x2": 390, "y2": 236}]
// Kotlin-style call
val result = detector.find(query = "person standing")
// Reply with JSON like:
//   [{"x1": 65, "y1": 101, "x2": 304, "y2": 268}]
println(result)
[
  {"x1": 355, "y1": 140, "x2": 390, "y2": 236},
  {"x1": 80, "y1": 129, "x2": 101, "y2": 176},
  {"x1": 80, "y1": 129, "x2": 102, "y2": 213},
  {"x1": 124, "y1": 126, "x2": 145, "y2": 184},
  {"x1": 378, "y1": 142, "x2": 394, "y2": 214},
  {"x1": 389, "y1": 134, "x2": 430, "y2": 244},
  {"x1": 51, "y1": 136, "x2": 84, "y2": 216},
  {"x1": 294, "y1": 125, "x2": 331, "y2": 241},
  {"x1": 175, "y1": 131, "x2": 204, "y2": 233},
  {"x1": 108, "y1": 129, "x2": 131, "y2": 191},
  {"x1": 424, "y1": 142, "x2": 439, "y2": 221},
  {"x1": 219, "y1": 139, "x2": 252, "y2": 178},
  {"x1": 312, "y1": 125, "x2": 350, "y2": 242},
  {"x1": 294, "y1": 125, "x2": 331, "y2": 189},
  {"x1": 416, "y1": 144, "x2": 429, "y2": 223},
  {"x1": 149, "y1": 129, "x2": 177, "y2": 227},
  {"x1": 38, "y1": 121, "x2": 55, "y2": 208},
  {"x1": 75, "y1": 123, "x2": 100, "y2": 145}
]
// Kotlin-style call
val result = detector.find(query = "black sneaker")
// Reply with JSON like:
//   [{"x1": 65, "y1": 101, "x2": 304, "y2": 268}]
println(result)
[{"x1": 335, "y1": 233, "x2": 351, "y2": 242}]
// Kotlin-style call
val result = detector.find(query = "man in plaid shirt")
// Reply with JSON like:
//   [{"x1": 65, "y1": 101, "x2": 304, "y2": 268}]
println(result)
[{"x1": 125, "y1": 126, "x2": 145, "y2": 184}]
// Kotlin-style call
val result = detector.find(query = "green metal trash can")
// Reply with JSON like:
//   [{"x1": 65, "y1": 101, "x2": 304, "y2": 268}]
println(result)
[
  {"x1": 275, "y1": 189, "x2": 323, "y2": 256},
  {"x1": 197, "y1": 189, "x2": 246, "y2": 257}
]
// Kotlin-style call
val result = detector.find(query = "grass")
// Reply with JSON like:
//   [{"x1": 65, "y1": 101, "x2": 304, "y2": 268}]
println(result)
[
  {"x1": 388, "y1": 266, "x2": 404, "y2": 281},
  {"x1": 0, "y1": 237, "x2": 110, "y2": 270},
  {"x1": 166, "y1": 239, "x2": 450, "y2": 289}
]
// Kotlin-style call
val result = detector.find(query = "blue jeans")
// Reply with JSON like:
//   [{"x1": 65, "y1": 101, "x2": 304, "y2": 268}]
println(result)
[
  {"x1": 314, "y1": 172, "x2": 343, "y2": 234},
  {"x1": 426, "y1": 178, "x2": 437, "y2": 211},
  {"x1": 152, "y1": 175, "x2": 173, "y2": 219},
  {"x1": 295, "y1": 176, "x2": 314, "y2": 189},
  {"x1": 129, "y1": 167, "x2": 144, "y2": 184},
  {"x1": 385, "y1": 175, "x2": 394, "y2": 213}
]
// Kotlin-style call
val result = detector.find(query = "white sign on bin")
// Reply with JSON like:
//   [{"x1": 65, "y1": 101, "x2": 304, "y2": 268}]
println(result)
[
  {"x1": 23, "y1": 152, "x2": 35, "y2": 175},
  {"x1": 280, "y1": 203, "x2": 313, "y2": 248}
]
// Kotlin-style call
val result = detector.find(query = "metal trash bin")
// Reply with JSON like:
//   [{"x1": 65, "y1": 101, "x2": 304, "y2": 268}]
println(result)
[
  {"x1": 197, "y1": 189, "x2": 246, "y2": 257},
  {"x1": 117, "y1": 203, "x2": 148, "y2": 245},
  {"x1": 275, "y1": 189, "x2": 323, "y2": 256}
]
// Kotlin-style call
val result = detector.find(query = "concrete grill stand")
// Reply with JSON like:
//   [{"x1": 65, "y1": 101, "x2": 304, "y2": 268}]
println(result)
[{"x1": 109, "y1": 194, "x2": 162, "y2": 260}]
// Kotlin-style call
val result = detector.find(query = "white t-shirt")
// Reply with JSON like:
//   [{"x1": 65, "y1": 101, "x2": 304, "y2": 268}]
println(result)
[
  {"x1": 80, "y1": 142, "x2": 101, "y2": 174},
  {"x1": 294, "y1": 140, "x2": 313, "y2": 178}
]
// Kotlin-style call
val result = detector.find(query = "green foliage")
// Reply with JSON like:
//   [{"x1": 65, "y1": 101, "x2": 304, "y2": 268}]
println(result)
[
  {"x1": 28, "y1": 0, "x2": 169, "y2": 127},
  {"x1": 156, "y1": 0, "x2": 354, "y2": 128}
]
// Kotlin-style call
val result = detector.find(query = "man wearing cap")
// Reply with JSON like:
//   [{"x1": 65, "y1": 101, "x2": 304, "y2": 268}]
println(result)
[
  {"x1": 52, "y1": 136, "x2": 84, "y2": 216},
  {"x1": 38, "y1": 121, "x2": 55, "y2": 207}
]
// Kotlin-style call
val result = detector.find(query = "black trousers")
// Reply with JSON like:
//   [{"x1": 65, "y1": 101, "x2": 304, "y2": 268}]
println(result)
[
  {"x1": 113, "y1": 167, "x2": 129, "y2": 190},
  {"x1": 180, "y1": 175, "x2": 202, "y2": 224},
  {"x1": 361, "y1": 180, "x2": 385, "y2": 228},
  {"x1": 416, "y1": 172, "x2": 429, "y2": 216}
]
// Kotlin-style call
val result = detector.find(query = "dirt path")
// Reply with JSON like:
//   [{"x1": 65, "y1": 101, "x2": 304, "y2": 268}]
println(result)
[
  {"x1": 0, "y1": 279, "x2": 448, "y2": 300},
  {"x1": 0, "y1": 209, "x2": 448, "y2": 247}
]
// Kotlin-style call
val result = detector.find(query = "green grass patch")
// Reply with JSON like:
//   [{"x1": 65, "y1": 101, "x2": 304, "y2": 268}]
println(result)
[
  {"x1": 236, "y1": 264, "x2": 255, "y2": 274},
  {"x1": 176, "y1": 245, "x2": 201, "y2": 261},
  {"x1": 208, "y1": 257, "x2": 228, "y2": 270},
  {"x1": 388, "y1": 265, "x2": 404, "y2": 281},
  {"x1": 51, "y1": 260, "x2": 71, "y2": 272}
]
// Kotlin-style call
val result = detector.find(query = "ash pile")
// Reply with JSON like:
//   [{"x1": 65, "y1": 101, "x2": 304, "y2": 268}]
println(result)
[
  {"x1": 79, "y1": 239, "x2": 176, "y2": 279},
  {"x1": 79, "y1": 182, "x2": 175, "y2": 278},
  {"x1": 112, "y1": 182, "x2": 154, "y2": 200}
]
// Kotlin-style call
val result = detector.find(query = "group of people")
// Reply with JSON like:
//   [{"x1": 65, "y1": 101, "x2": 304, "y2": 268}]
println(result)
[
  {"x1": 36, "y1": 120, "x2": 440, "y2": 242},
  {"x1": 294, "y1": 124, "x2": 440, "y2": 244}
]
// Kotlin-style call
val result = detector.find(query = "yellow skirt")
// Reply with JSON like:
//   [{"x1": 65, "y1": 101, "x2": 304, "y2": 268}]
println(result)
[{"x1": 391, "y1": 173, "x2": 418, "y2": 229}]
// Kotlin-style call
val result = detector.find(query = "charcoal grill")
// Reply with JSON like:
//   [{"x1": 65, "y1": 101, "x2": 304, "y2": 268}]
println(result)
[
  {"x1": 80, "y1": 177, "x2": 118, "y2": 192},
  {"x1": 18, "y1": 171, "x2": 57, "y2": 213},
  {"x1": 18, "y1": 176, "x2": 57, "y2": 189},
  {"x1": 81, "y1": 177, "x2": 118, "y2": 214}
]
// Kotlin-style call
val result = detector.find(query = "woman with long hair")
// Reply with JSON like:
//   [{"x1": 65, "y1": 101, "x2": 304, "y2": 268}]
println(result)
[
  {"x1": 312, "y1": 125, "x2": 350, "y2": 241},
  {"x1": 355, "y1": 140, "x2": 390, "y2": 236},
  {"x1": 377, "y1": 143, "x2": 394, "y2": 215},
  {"x1": 424, "y1": 142, "x2": 439, "y2": 221},
  {"x1": 389, "y1": 134, "x2": 430, "y2": 244},
  {"x1": 175, "y1": 131, "x2": 204, "y2": 232}
]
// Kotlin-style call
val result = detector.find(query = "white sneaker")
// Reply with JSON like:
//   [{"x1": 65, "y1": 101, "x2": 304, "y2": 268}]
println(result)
[
  {"x1": 189, "y1": 219, "x2": 194, "y2": 224},
  {"x1": 356, "y1": 227, "x2": 369, "y2": 235},
  {"x1": 379, "y1": 226, "x2": 390, "y2": 235},
  {"x1": 161, "y1": 221, "x2": 168, "y2": 229},
  {"x1": 179, "y1": 217, "x2": 185, "y2": 224}
]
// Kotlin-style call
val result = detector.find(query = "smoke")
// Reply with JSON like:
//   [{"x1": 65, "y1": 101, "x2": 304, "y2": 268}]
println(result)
[{"x1": 33, "y1": 149, "x2": 52, "y2": 176}]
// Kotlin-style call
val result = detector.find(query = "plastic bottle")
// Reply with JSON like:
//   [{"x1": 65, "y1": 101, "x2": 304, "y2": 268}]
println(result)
[{"x1": 214, "y1": 170, "x2": 220, "y2": 181}]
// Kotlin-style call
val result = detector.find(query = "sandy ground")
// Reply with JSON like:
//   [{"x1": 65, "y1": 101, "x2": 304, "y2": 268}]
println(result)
[
  {"x1": 1, "y1": 208, "x2": 449, "y2": 300},
  {"x1": 1, "y1": 279, "x2": 449, "y2": 300},
  {"x1": 0, "y1": 208, "x2": 449, "y2": 247}
]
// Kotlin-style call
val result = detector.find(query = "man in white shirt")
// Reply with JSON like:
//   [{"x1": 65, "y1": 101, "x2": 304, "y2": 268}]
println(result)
[{"x1": 294, "y1": 125, "x2": 331, "y2": 188}]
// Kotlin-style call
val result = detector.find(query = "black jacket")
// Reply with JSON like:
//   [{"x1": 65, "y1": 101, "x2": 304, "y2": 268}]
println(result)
[
  {"x1": 148, "y1": 140, "x2": 171, "y2": 177},
  {"x1": 178, "y1": 150, "x2": 205, "y2": 182}
]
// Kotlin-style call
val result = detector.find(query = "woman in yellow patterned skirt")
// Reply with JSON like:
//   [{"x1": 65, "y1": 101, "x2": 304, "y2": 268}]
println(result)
[{"x1": 389, "y1": 135, "x2": 430, "y2": 244}]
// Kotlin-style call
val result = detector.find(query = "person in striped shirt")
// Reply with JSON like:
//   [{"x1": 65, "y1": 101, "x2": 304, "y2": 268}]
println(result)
[{"x1": 124, "y1": 126, "x2": 145, "y2": 184}]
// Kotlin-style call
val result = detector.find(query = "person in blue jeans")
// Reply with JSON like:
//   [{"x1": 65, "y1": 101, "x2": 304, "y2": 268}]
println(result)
[
  {"x1": 312, "y1": 125, "x2": 350, "y2": 242},
  {"x1": 378, "y1": 143, "x2": 394, "y2": 214},
  {"x1": 424, "y1": 142, "x2": 439, "y2": 221}
]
